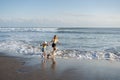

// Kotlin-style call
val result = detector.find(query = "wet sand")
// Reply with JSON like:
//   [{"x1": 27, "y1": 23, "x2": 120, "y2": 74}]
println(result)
[{"x1": 1, "y1": 53, "x2": 120, "y2": 80}]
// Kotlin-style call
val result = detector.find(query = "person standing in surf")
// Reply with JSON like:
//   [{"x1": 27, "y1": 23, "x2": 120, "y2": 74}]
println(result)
[
  {"x1": 41, "y1": 41, "x2": 48, "y2": 59},
  {"x1": 50, "y1": 35, "x2": 59, "y2": 57}
]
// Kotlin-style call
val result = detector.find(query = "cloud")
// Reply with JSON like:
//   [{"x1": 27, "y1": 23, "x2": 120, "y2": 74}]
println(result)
[
  {"x1": 0, "y1": 14, "x2": 120, "y2": 27},
  {"x1": 54, "y1": 13, "x2": 120, "y2": 27}
]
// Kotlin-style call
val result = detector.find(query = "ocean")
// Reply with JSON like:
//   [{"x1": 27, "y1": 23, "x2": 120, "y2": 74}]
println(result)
[{"x1": 0, "y1": 27, "x2": 120, "y2": 60}]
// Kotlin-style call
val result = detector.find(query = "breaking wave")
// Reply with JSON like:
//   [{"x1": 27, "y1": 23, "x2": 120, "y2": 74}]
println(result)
[
  {"x1": 0, "y1": 27, "x2": 58, "y2": 32},
  {"x1": 1, "y1": 27, "x2": 120, "y2": 34},
  {"x1": 0, "y1": 41, "x2": 120, "y2": 61}
]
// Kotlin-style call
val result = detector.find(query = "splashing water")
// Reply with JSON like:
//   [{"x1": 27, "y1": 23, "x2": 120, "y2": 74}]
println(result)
[{"x1": 0, "y1": 27, "x2": 120, "y2": 61}]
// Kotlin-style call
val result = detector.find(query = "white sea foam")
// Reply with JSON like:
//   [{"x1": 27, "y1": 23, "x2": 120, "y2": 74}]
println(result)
[
  {"x1": 0, "y1": 27, "x2": 58, "y2": 32},
  {"x1": 0, "y1": 28, "x2": 120, "y2": 61},
  {"x1": 0, "y1": 41, "x2": 119, "y2": 61},
  {"x1": 0, "y1": 41, "x2": 41, "y2": 57}
]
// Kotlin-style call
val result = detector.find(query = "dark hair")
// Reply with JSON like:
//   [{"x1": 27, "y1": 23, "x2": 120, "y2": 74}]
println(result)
[{"x1": 53, "y1": 35, "x2": 58, "y2": 39}]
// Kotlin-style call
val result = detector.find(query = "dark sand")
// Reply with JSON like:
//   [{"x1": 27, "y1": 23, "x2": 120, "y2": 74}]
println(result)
[{"x1": 1, "y1": 53, "x2": 120, "y2": 80}]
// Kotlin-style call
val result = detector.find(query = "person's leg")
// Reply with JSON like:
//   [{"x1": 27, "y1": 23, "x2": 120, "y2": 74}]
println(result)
[
  {"x1": 54, "y1": 47, "x2": 57, "y2": 51},
  {"x1": 42, "y1": 48, "x2": 47, "y2": 59},
  {"x1": 43, "y1": 52, "x2": 46, "y2": 56},
  {"x1": 51, "y1": 57, "x2": 56, "y2": 64},
  {"x1": 52, "y1": 47, "x2": 56, "y2": 56},
  {"x1": 47, "y1": 53, "x2": 51, "y2": 59},
  {"x1": 44, "y1": 52, "x2": 47, "y2": 59},
  {"x1": 42, "y1": 47, "x2": 47, "y2": 59}
]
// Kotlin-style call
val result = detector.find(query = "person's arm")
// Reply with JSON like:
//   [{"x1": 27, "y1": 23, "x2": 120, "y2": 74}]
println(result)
[
  {"x1": 48, "y1": 39, "x2": 53, "y2": 45},
  {"x1": 46, "y1": 43, "x2": 49, "y2": 46},
  {"x1": 57, "y1": 40, "x2": 61, "y2": 45},
  {"x1": 51, "y1": 39, "x2": 53, "y2": 42}
]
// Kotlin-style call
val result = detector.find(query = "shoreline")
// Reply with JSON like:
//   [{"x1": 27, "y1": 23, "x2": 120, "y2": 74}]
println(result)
[{"x1": 1, "y1": 53, "x2": 120, "y2": 80}]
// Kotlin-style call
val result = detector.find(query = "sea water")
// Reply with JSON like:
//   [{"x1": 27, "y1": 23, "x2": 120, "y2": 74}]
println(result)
[{"x1": 0, "y1": 27, "x2": 120, "y2": 60}]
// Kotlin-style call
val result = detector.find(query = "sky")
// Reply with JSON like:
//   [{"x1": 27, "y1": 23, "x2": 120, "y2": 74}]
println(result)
[{"x1": 0, "y1": 0, "x2": 120, "y2": 28}]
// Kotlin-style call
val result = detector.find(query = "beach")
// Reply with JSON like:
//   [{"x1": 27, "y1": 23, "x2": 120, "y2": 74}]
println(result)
[
  {"x1": 1, "y1": 53, "x2": 120, "y2": 80},
  {"x1": 0, "y1": 27, "x2": 120, "y2": 80},
  {"x1": 1, "y1": 0, "x2": 120, "y2": 78}
]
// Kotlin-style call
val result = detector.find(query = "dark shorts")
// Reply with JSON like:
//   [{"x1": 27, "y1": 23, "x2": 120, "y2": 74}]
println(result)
[
  {"x1": 42, "y1": 48, "x2": 46, "y2": 52},
  {"x1": 52, "y1": 43, "x2": 56, "y2": 47}
]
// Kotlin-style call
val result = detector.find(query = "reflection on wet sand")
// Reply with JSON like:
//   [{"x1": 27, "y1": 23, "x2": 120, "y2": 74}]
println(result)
[
  {"x1": 51, "y1": 57, "x2": 56, "y2": 71},
  {"x1": 41, "y1": 57, "x2": 56, "y2": 71}
]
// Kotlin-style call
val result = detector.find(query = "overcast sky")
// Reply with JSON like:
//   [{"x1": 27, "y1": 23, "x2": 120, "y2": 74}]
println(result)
[{"x1": 0, "y1": 0, "x2": 120, "y2": 27}]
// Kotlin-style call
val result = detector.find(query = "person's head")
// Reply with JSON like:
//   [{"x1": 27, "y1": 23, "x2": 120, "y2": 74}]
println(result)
[
  {"x1": 53, "y1": 35, "x2": 58, "y2": 39},
  {"x1": 44, "y1": 41, "x2": 47, "y2": 44}
]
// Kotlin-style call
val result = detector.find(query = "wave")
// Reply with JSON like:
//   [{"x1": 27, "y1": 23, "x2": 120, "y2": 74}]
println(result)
[
  {"x1": 0, "y1": 27, "x2": 58, "y2": 32},
  {"x1": 1, "y1": 27, "x2": 120, "y2": 35},
  {"x1": 57, "y1": 49, "x2": 120, "y2": 61},
  {"x1": 57, "y1": 28, "x2": 120, "y2": 34},
  {"x1": 0, "y1": 41, "x2": 120, "y2": 61},
  {"x1": 57, "y1": 31, "x2": 120, "y2": 34},
  {"x1": 0, "y1": 35, "x2": 10, "y2": 37}
]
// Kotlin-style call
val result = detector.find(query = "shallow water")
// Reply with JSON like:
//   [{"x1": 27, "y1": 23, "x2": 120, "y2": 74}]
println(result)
[
  {"x1": 21, "y1": 58, "x2": 120, "y2": 80},
  {"x1": 0, "y1": 27, "x2": 120, "y2": 61}
]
